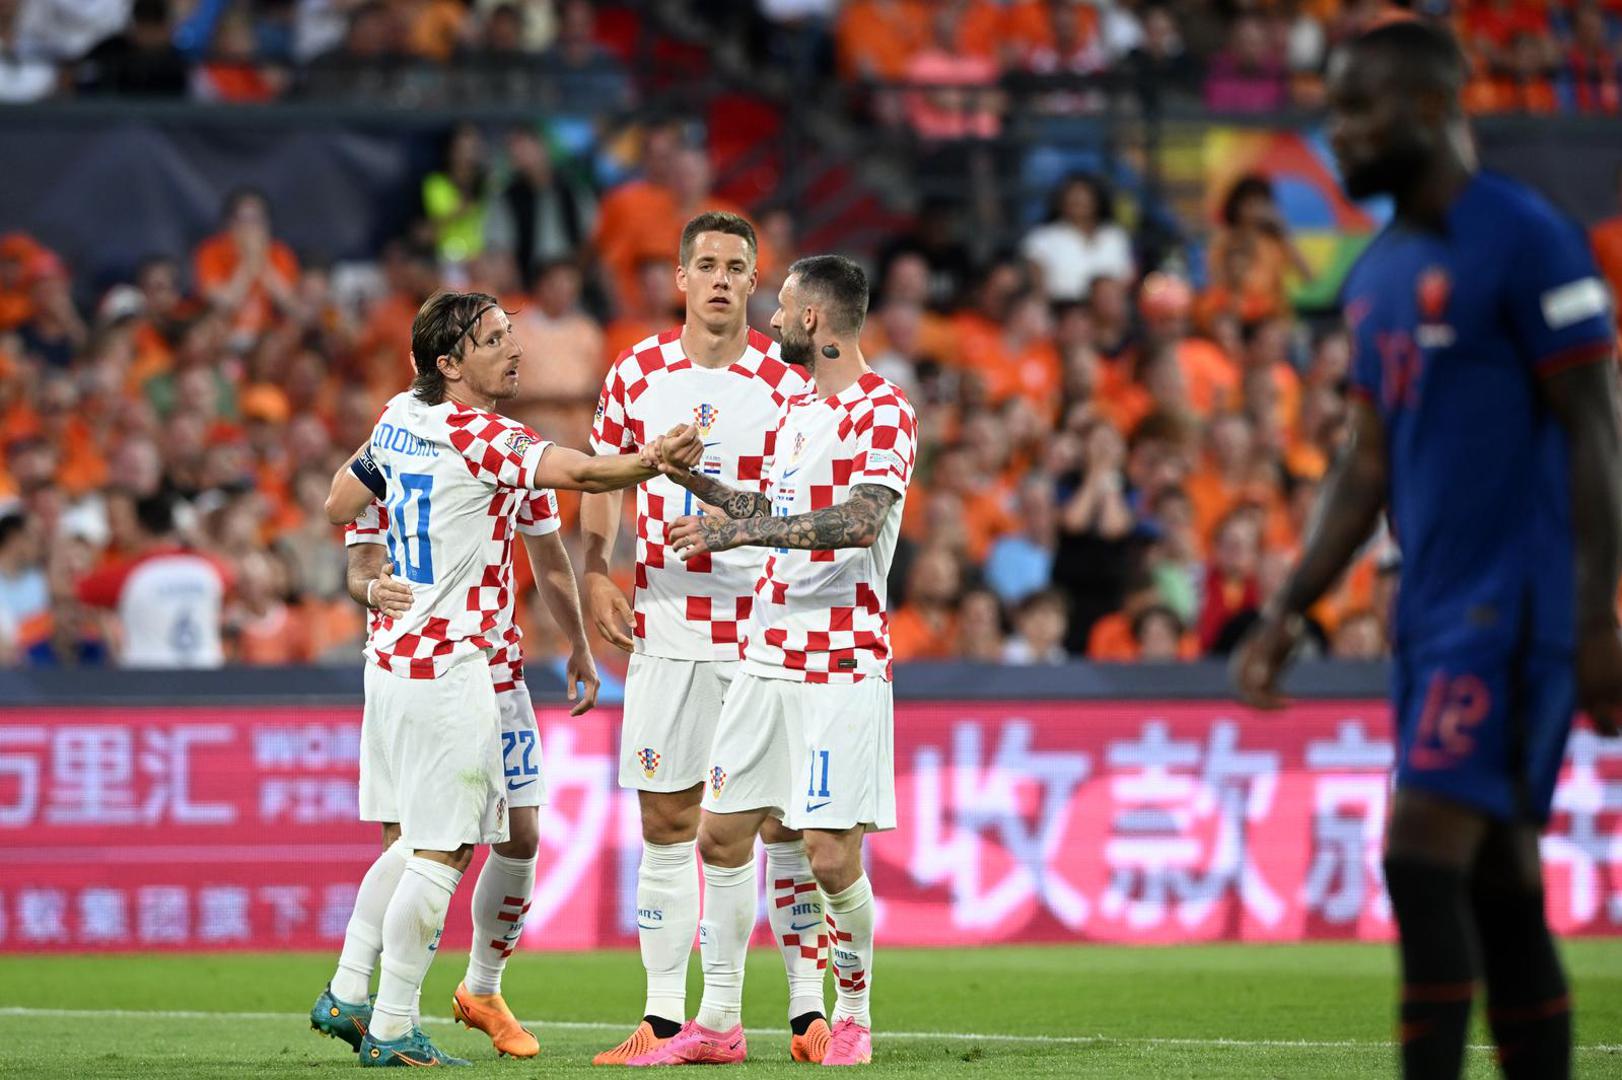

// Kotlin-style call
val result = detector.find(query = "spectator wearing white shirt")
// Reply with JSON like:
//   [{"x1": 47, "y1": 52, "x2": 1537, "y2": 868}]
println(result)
[{"x1": 1020, "y1": 174, "x2": 1135, "y2": 304}]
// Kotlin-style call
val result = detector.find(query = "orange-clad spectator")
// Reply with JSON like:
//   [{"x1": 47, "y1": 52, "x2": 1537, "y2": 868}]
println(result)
[
  {"x1": 1139, "y1": 272, "x2": 1239, "y2": 418},
  {"x1": 124, "y1": 256, "x2": 197, "y2": 388},
  {"x1": 0, "y1": 234, "x2": 51, "y2": 331},
  {"x1": 919, "y1": 440, "x2": 1017, "y2": 564},
  {"x1": 1331, "y1": 608, "x2": 1386, "y2": 659},
  {"x1": 511, "y1": 259, "x2": 604, "y2": 448},
  {"x1": 228, "y1": 551, "x2": 315, "y2": 664},
  {"x1": 1135, "y1": 605, "x2": 1199, "y2": 661},
  {"x1": 405, "y1": 0, "x2": 471, "y2": 60},
  {"x1": 35, "y1": 377, "x2": 106, "y2": 497},
  {"x1": 603, "y1": 256, "x2": 680, "y2": 365},
  {"x1": 593, "y1": 123, "x2": 683, "y2": 308},
  {"x1": 836, "y1": 0, "x2": 929, "y2": 81},
  {"x1": 1002, "y1": 588, "x2": 1070, "y2": 664},
  {"x1": 194, "y1": 188, "x2": 301, "y2": 345},
  {"x1": 862, "y1": 252, "x2": 960, "y2": 365},
  {"x1": 1592, "y1": 165, "x2": 1622, "y2": 329},
  {"x1": 194, "y1": 9, "x2": 286, "y2": 103},
  {"x1": 890, "y1": 544, "x2": 963, "y2": 660},
  {"x1": 980, "y1": 291, "x2": 1062, "y2": 421},
  {"x1": 1016, "y1": 0, "x2": 1100, "y2": 64},
  {"x1": 1186, "y1": 411, "x2": 1261, "y2": 541},
  {"x1": 950, "y1": 259, "x2": 1024, "y2": 376},
  {"x1": 1567, "y1": 4, "x2": 1621, "y2": 113},
  {"x1": 1459, "y1": 0, "x2": 1547, "y2": 62},
  {"x1": 1087, "y1": 275, "x2": 1136, "y2": 359},
  {"x1": 354, "y1": 241, "x2": 440, "y2": 399},
  {"x1": 1206, "y1": 175, "x2": 1314, "y2": 325},
  {"x1": 1198, "y1": 507, "x2": 1263, "y2": 653},
  {"x1": 1465, "y1": 30, "x2": 1561, "y2": 113},
  {"x1": 905, "y1": 6, "x2": 1003, "y2": 140},
  {"x1": 655, "y1": 149, "x2": 757, "y2": 290},
  {"x1": 1239, "y1": 317, "x2": 1303, "y2": 435},
  {"x1": 23, "y1": 264, "x2": 88, "y2": 369},
  {"x1": 956, "y1": 587, "x2": 1008, "y2": 662}
]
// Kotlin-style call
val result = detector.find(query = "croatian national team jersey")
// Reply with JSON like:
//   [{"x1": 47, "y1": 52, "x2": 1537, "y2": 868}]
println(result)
[
  {"x1": 743, "y1": 371, "x2": 917, "y2": 684},
  {"x1": 348, "y1": 485, "x2": 560, "y2": 690},
  {"x1": 590, "y1": 327, "x2": 807, "y2": 661},
  {"x1": 1343, "y1": 172, "x2": 1615, "y2": 657},
  {"x1": 362, "y1": 391, "x2": 552, "y2": 679}
]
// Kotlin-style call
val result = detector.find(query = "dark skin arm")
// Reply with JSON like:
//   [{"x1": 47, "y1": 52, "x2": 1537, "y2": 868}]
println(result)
[
  {"x1": 1232, "y1": 398, "x2": 1388, "y2": 708},
  {"x1": 1542, "y1": 355, "x2": 1622, "y2": 735},
  {"x1": 667, "y1": 483, "x2": 900, "y2": 558}
]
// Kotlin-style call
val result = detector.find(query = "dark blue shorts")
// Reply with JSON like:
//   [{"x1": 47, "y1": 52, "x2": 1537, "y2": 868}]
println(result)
[{"x1": 1392, "y1": 647, "x2": 1576, "y2": 823}]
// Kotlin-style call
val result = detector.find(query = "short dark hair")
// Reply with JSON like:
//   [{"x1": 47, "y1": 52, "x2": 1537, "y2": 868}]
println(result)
[
  {"x1": 679, "y1": 211, "x2": 758, "y2": 267},
  {"x1": 410, "y1": 290, "x2": 501, "y2": 404},
  {"x1": 222, "y1": 186, "x2": 270, "y2": 224},
  {"x1": 1049, "y1": 172, "x2": 1116, "y2": 225},
  {"x1": 1350, "y1": 18, "x2": 1467, "y2": 102},
  {"x1": 0, "y1": 513, "x2": 25, "y2": 549},
  {"x1": 789, "y1": 254, "x2": 870, "y2": 335},
  {"x1": 135, "y1": 494, "x2": 176, "y2": 538},
  {"x1": 1221, "y1": 174, "x2": 1274, "y2": 227}
]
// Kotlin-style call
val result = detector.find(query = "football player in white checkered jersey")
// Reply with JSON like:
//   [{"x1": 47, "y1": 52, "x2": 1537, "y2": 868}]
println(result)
[
  {"x1": 627, "y1": 255, "x2": 914, "y2": 1069},
  {"x1": 312, "y1": 290, "x2": 701, "y2": 1068},
  {"x1": 579, "y1": 211, "x2": 836, "y2": 1066},
  {"x1": 325, "y1": 480, "x2": 598, "y2": 1062}
]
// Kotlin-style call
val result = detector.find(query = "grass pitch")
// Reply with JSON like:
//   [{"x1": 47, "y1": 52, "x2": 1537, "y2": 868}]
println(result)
[{"x1": 3, "y1": 942, "x2": 1622, "y2": 1077}]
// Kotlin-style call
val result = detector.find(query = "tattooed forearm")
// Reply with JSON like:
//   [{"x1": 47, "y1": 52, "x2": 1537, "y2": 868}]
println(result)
[
  {"x1": 673, "y1": 470, "x2": 772, "y2": 519},
  {"x1": 731, "y1": 484, "x2": 898, "y2": 551}
]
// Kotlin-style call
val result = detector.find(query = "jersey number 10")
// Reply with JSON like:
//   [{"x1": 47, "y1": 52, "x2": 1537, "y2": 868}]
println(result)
[{"x1": 388, "y1": 472, "x2": 436, "y2": 585}]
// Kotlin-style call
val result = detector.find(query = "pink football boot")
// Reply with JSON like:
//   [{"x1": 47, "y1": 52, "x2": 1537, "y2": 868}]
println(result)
[
  {"x1": 820, "y1": 1018, "x2": 872, "y2": 1066},
  {"x1": 625, "y1": 1020, "x2": 747, "y2": 1066}
]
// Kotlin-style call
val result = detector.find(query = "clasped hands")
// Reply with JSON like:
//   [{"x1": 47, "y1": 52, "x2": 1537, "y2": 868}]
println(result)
[{"x1": 639, "y1": 424, "x2": 704, "y2": 473}]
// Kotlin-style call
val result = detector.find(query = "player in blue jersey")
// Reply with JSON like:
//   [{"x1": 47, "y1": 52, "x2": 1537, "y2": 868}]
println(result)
[{"x1": 1234, "y1": 20, "x2": 1622, "y2": 1080}]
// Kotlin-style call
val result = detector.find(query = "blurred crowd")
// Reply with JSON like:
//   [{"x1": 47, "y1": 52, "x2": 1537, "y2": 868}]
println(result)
[
  {"x1": 3, "y1": 0, "x2": 1620, "y2": 117},
  {"x1": 2, "y1": 0, "x2": 1621, "y2": 670}
]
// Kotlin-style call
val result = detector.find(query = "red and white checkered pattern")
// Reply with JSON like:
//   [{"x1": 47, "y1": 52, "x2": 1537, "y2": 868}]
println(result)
[
  {"x1": 351, "y1": 483, "x2": 558, "y2": 691},
  {"x1": 590, "y1": 326, "x2": 808, "y2": 661},
  {"x1": 743, "y1": 372, "x2": 917, "y2": 684},
  {"x1": 827, "y1": 913, "x2": 867, "y2": 993},
  {"x1": 359, "y1": 392, "x2": 552, "y2": 680},
  {"x1": 774, "y1": 876, "x2": 829, "y2": 970}
]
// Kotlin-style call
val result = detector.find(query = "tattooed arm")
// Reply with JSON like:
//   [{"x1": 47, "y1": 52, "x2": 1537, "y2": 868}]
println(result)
[
  {"x1": 667, "y1": 485, "x2": 900, "y2": 557},
  {"x1": 660, "y1": 464, "x2": 773, "y2": 519}
]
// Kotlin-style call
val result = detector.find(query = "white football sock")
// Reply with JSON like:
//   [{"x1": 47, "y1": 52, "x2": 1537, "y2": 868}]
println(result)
[
  {"x1": 371, "y1": 856, "x2": 462, "y2": 1042},
  {"x1": 331, "y1": 838, "x2": 408, "y2": 1004},
  {"x1": 826, "y1": 875, "x2": 875, "y2": 1028},
  {"x1": 765, "y1": 841, "x2": 827, "y2": 1021},
  {"x1": 694, "y1": 860, "x2": 755, "y2": 1032},
  {"x1": 637, "y1": 839, "x2": 699, "y2": 1023},
  {"x1": 464, "y1": 852, "x2": 537, "y2": 996}
]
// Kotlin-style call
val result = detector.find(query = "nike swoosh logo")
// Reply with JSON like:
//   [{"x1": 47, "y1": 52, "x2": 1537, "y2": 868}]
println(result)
[
  {"x1": 702, "y1": 440, "x2": 722, "y2": 447},
  {"x1": 790, "y1": 920, "x2": 822, "y2": 932},
  {"x1": 782, "y1": 467, "x2": 800, "y2": 478},
  {"x1": 509, "y1": 779, "x2": 538, "y2": 790},
  {"x1": 804, "y1": 800, "x2": 831, "y2": 812},
  {"x1": 637, "y1": 922, "x2": 662, "y2": 930}
]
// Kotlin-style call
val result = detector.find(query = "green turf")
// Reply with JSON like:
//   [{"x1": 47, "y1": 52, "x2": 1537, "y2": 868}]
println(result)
[{"x1": 2, "y1": 943, "x2": 1621, "y2": 1077}]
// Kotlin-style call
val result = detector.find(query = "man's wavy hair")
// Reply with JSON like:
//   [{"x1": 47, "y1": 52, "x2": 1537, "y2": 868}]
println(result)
[{"x1": 410, "y1": 290, "x2": 502, "y2": 404}]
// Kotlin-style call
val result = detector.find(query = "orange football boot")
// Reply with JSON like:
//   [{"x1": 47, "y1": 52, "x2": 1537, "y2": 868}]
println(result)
[
  {"x1": 791, "y1": 1017, "x2": 832, "y2": 1063},
  {"x1": 593, "y1": 1020, "x2": 673, "y2": 1066},
  {"x1": 451, "y1": 982, "x2": 540, "y2": 1058}
]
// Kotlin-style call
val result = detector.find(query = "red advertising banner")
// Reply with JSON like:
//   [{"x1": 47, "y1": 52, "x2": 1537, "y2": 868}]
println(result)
[{"x1": 2, "y1": 700, "x2": 1620, "y2": 952}]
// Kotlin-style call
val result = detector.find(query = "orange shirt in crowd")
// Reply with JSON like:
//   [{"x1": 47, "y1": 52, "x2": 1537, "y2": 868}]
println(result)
[
  {"x1": 1205, "y1": 230, "x2": 1294, "y2": 323},
  {"x1": 193, "y1": 231, "x2": 299, "y2": 339},
  {"x1": 1087, "y1": 613, "x2": 1200, "y2": 662},
  {"x1": 603, "y1": 316, "x2": 666, "y2": 366},
  {"x1": 55, "y1": 416, "x2": 108, "y2": 496},
  {"x1": 888, "y1": 605, "x2": 958, "y2": 661},
  {"x1": 979, "y1": 338, "x2": 1062, "y2": 422},
  {"x1": 1464, "y1": 76, "x2": 1560, "y2": 115},
  {"x1": 860, "y1": 311, "x2": 961, "y2": 367},
  {"x1": 1178, "y1": 339, "x2": 1241, "y2": 417},
  {"x1": 1592, "y1": 215, "x2": 1622, "y2": 329},
  {"x1": 234, "y1": 602, "x2": 315, "y2": 664},
  {"x1": 1094, "y1": 357, "x2": 1154, "y2": 435},
  {"x1": 836, "y1": 0, "x2": 930, "y2": 80}
]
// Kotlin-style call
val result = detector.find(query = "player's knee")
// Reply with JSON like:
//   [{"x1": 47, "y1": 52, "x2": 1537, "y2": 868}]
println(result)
[
  {"x1": 806, "y1": 845, "x2": 860, "y2": 895},
  {"x1": 639, "y1": 790, "x2": 701, "y2": 845},
  {"x1": 642, "y1": 815, "x2": 698, "y2": 846},
  {"x1": 696, "y1": 825, "x2": 750, "y2": 867},
  {"x1": 419, "y1": 844, "x2": 476, "y2": 874},
  {"x1": 495, "y1": 809, "x2": 539, "y2": 860}
]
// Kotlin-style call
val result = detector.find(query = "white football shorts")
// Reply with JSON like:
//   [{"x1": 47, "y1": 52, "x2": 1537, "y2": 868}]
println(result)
[
  {"x1": 498, "y1": 681, "x2": 547, "y2": 810},
  {"x1": 703, "y1": 672, "x2": 896, "y2": 832},
  {"x1": 618, "y1": 654, "x2": 737, "y2": 792},
  {"x1": 360, "y1": 654, "x2": 508, "y2": 850}
]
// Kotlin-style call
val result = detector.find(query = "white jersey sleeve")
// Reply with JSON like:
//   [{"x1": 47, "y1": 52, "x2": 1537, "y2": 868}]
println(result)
[
  {"x1": 741, "y1": 372, "x2": 917, "y2": 684},
  {"x1": 588, "y1": 327, "x2": 809, "y2": 661}
]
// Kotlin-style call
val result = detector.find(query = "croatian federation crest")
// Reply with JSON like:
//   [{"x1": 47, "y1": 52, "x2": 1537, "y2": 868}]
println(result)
[
  {"x1": 790, "y1": 431, "x2": 807, "y2": 466},
  {"x1": 693, "y1": 402, "x2": 720, "y2": 437},
  {"x1": 709, "y1": 766, "x2": 727, "y2": 797},
  {"x1": 638, "y1": 747, "x2": 662, "y2": 779}
]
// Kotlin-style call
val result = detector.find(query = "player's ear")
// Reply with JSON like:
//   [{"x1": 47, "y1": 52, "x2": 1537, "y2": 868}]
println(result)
[
  {"x1": 436, "y1": 352, "x2": 458, "y2": 381},
  {"x1": 675, "y1": 261, "x2": 689, "y2": 294}
]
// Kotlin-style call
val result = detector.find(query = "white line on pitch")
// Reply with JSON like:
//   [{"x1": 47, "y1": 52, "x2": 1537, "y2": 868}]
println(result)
[{"x1": 0, "y1": 1007, "x2": 1617, "y2": 1053}]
